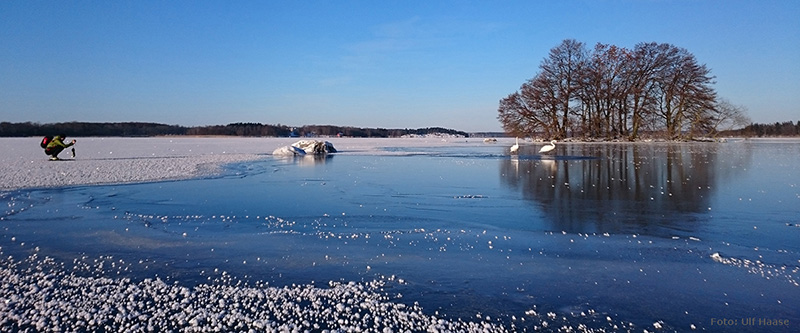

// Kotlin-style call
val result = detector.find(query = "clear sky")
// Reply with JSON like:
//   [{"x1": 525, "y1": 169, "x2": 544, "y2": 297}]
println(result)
[{"x1": 1, "y1": 0, "x2": 798, "y2": 132}]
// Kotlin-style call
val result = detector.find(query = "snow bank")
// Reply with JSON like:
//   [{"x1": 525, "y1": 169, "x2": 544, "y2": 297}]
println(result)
[
  {"x1": 0, "y1": 137, "x2": 274, "y2": 191},
  {"x1": 0, "y1": 137, "x2": 503, "y2": 191}
]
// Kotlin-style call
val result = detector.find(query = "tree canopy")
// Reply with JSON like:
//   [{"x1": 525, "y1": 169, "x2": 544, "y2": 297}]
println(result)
[{"x1": 498, "y1": 39, "x2": 751, "y2": 140}]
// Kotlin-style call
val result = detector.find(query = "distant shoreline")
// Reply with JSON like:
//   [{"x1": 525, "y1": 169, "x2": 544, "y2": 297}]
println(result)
[{"x1": 4, "y1": 120, "x2": 799, "y2": 139}]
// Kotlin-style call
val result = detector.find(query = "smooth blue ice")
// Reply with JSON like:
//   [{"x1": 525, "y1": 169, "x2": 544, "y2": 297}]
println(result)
[{"x1": 2, "y1": 140, "x2": 799, "y2": 331}]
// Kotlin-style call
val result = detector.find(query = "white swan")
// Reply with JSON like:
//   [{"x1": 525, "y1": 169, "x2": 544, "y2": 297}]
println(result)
[
  {"x1": 510, "y1": 137, "x2": 519, "y2": 154},
  {"x1": 538, "y1": 140, "x2": 556, "y2": 153}
]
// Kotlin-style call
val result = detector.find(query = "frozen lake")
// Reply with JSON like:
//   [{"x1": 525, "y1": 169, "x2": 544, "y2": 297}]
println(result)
[{"x1": 1, "y1": 138, "x2": 798, "y2": 331}]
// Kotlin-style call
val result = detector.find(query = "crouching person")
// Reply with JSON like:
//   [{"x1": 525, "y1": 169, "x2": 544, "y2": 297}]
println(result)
[{"x1": 45, "y1": 134, "x2": 76, "y2": 160}]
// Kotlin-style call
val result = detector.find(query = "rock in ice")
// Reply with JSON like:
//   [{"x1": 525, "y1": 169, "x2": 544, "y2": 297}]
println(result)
[{"x1": 273, "y1": 140, "x2": 337, "y2": 156}]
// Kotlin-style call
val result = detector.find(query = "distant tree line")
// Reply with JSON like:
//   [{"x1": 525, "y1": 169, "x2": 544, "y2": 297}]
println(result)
[
  {"x1": 0, "y1": 121, "x2": 468, "y2": 138},
  {"x1": 184, "y1": 123, "x2": 291, "y2": 136},
  {"x1": 498, "y1": 39, "x2": 751, "y2": 141},
  {"x1": 0, "y1": 121, "x2": 187, "y2": 137},
  {"x1": 721, "y1": 120, "x2": 800, "y2": 137},
  {"x1": 298, "y1": 125, "x2": 467, "y2": 137}
]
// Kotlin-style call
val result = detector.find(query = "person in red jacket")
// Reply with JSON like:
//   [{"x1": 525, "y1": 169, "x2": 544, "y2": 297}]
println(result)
[{"x1": 45, "y1": 134, "x2": 76, "y2": 160}]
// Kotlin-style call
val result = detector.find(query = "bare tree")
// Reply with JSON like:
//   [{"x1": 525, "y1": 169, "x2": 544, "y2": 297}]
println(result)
[
  {"x1": 498, "y1": 91, "x2": 534, "y2": 137},
  {"x1": 626, "y1": 42, "x2": 669, "y2": 140},
  {"x1": 497, "y1": 74, "x2": 561, "y2": 138},
  {"x1": 650, "y1": 44, "x2": 716, "y2": 139},
  {"x1": 579, "y1": 43, "x2": 629, "y2": 139},
  {"x1": 499, "y1": 40, "x2": 726, "y2": 141},
  {"x1": 538, "y1": 39, "x2": 588, "y2": 138},
  {"x1": 708, "y1": 99, "x2": 751, "y2": 138}
]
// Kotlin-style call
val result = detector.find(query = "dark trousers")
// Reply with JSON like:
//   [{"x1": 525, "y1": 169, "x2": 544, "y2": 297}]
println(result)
[{"x1": 45, "y1": 146, "x2": 64, "y2": 157}]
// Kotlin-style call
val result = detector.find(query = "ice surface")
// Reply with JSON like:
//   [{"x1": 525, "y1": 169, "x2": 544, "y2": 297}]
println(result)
[{"x1": 1, "y1": 137, "x2": 799, "y2": 332}]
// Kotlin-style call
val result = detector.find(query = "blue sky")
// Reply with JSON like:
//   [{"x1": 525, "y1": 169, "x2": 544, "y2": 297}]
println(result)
[{"x1": 1, "y1": 0, "x2": 798, "y2": 132}]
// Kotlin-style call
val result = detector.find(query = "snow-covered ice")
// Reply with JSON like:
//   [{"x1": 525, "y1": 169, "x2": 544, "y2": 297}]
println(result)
[{"x1": 0, "y1": 137, "x2": 460, "y2": 191}]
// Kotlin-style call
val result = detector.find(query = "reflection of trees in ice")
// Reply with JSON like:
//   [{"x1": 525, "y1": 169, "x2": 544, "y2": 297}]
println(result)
[{"x1": 500, "y1": 144, "x2": 751, "y2": 235}]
